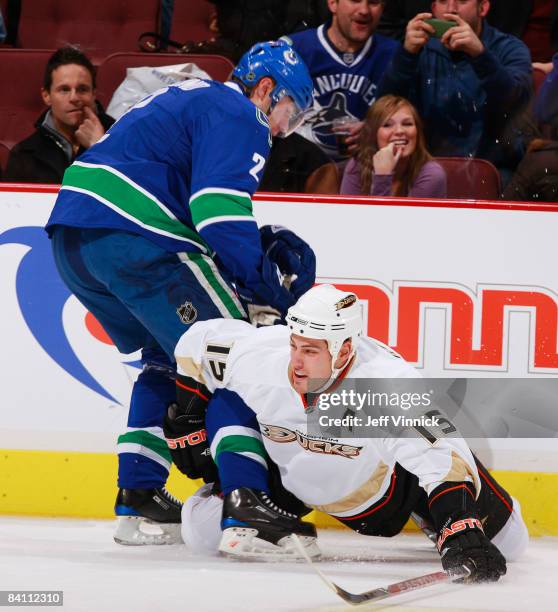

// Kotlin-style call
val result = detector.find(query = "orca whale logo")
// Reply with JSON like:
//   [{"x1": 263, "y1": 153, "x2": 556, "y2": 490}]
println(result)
[{"x1": 312, "y1": 92, "x2": 359, "y2": 141}]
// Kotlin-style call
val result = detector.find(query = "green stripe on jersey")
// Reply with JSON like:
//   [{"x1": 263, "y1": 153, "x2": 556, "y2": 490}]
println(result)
[
  {"x1": 117, "y1": 430, "x2": 172, "y2": 464},
  {"x1": 214, "y1": 435, "x2": 267, "y2": 466},
  {"x1": 189, "y1": 191, "x2": 253, "y2": 229},
  {"x1": 184, "y1": 253, "x2": 245, "y2": 319},
  {"x1": 62, "y1": 163, "x2": 209, "y2": 250}
]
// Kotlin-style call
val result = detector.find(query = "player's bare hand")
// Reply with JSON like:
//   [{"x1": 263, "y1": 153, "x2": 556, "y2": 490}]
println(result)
[
  {"x1": 440, "y1": 14, "x2": 484, "y2": 57},
  {"x1": 75, "y1": 106, "x2": 106, "y2": 148},
  {"x1": 404, "y1": 13, "x2": 434, "y2": 54},
  {"x1": 373, "y1": 142, "x2": 402, "y2": 175},
  {"x1": 342, "y1": 121, "x2": 364, "y2": 156}
]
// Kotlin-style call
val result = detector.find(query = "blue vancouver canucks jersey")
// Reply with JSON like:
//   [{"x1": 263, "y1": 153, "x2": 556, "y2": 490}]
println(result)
[
  {"x1": 46, "y1": 80, "x2": 271, "y2": 284},
  {"x1": 286, "y1": 25, "x2": 398, "y2": 158}
]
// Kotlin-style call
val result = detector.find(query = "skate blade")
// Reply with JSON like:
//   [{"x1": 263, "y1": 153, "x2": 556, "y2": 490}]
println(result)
[
  {"x1": 218, "y1": 527, "x2": 321, "y2": 561},
  {"x1": 113, "y1": 516, "x2": 183, "y2": 546}
]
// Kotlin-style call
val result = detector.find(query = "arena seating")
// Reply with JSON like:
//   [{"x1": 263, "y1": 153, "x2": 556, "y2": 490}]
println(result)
[
  {"x1": 435, "y1": 157, "x2": 502, "y2": 200},
  {"x1": 15, "y1": 0, "x2": 160, "y2": 63},
  {"x1": 169, "y1": 0, "x2": 214, "y2": 45},
  {"x1": 0, "y1": 49, "x2": 53, "y2": 149},
  {"x1": 96, "y1": 52, "x2": 234, "y2": 107}
]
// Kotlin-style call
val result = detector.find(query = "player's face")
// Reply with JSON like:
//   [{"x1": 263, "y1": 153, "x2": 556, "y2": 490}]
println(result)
[
  {"x1": 268, "y1": 95, "x2": 305, "y2": 138},
  {"x1": 289, "y1": 334, "x2": 333, "y2": 394},
  {"x1": 42, "y1": 64, "x2": 96, "y2": 133},
  {"x1": 328, "y1": 0, "x2": 384, "y2": 47},
  {"x1": 432, "y1": 0, "x2": 489, "y2": 35},
  {"x1": 376, "y1": 106, "x2": 418, "y2": 158}
]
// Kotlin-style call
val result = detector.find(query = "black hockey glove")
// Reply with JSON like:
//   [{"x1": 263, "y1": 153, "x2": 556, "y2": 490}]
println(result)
[
  {"x1": 163, "y1": 375, "x2": 218, "y2": 484},
  {"x1": 428, "y1": 482, "x2": 506, "y2": 583},
  {"x1": 259, "y1": 225, "x2": 316, "y2": 299}
]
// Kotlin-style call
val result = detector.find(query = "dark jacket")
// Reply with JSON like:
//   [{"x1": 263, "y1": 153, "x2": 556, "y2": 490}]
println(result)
[
  {"x1": 503, "y1": 141, "x2": 558, "y2": 202},
  {"x1": 378, "y1": 23, "x2": 532, "y2": 170},
  {"x1": 378, "y1": 0, "x2": 558, "y2": 52},
  {"x1": 4, "y1": 103, "x2": 114, "y2": 184},
  {"x1": 534, "y1": 52, "x2": 558, "y2": 128}
]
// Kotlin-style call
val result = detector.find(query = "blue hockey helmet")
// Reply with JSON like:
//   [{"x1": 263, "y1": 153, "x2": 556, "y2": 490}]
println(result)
[{"x1": 233, "y1": 40, "x2": 313, "y2": 135}]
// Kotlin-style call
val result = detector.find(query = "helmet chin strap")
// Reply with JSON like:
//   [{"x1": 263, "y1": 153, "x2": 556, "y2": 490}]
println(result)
[{"x1": 312, "y1": 344, "x2": 355, "y2": 393}]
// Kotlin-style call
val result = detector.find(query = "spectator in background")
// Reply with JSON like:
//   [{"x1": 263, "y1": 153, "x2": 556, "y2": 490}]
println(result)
[
  {"x1": 378, "y1": 0, "x2": 532, "y2": 182},
  {"x1": 504, "y1": 57, "x2": 558, "y2": 202},
  {"x1": 4, "y1": 47, "x2": 114, "y2": 184},
  {"x1": 340, "y1": 95, "x2": 446, "y2": 197},
  {"x1": 503, "y1": 138, "x2": 558, "y2": 202},
  {"x1": 534, "y1": 52, "x2": 558, "y2": 132},
  {"x1": 283, "y1": 0, "x2": 399, "y2": 161},
  {"x1": 378, "y1": 0, "x2": 558, "y2": 65}
]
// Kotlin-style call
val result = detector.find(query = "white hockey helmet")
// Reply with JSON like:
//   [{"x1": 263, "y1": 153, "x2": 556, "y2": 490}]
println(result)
[{"x1": 286, "y1": 285, "x2": 363, "y2": 365}]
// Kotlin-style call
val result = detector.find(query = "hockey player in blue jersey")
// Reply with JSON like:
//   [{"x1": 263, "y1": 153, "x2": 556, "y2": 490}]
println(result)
[
  {"x1": 45, "y1": 40, "x2": 315, "y2": 545},
  {"x1": 283, "y1": 0, "x2": 399, "y2": 160}
]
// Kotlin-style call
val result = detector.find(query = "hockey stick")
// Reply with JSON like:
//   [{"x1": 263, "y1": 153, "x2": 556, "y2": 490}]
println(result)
[{"x1": 292, "y1": 535, "x2": 469, "y2": 606}]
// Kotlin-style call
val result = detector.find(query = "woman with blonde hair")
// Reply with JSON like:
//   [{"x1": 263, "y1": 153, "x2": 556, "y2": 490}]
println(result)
[{"x1": 340, "y1": 95, "x2": 447, "y2": 198}]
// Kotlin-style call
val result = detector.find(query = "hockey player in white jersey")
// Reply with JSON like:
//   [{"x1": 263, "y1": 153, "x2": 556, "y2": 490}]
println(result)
[{"x1": 167, "y1": 285, "x2": 528, "y2": 581}]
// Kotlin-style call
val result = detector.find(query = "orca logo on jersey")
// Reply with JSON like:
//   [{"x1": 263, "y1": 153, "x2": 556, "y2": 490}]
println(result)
[{"x1": 261, "y1": 423, "x2": 362, "y2": 458}]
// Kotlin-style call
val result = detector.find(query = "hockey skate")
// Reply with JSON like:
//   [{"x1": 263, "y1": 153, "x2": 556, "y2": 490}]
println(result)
[
  {"x1": 218, "y1": 487, "x2": 321, "y2": 560},
  {"x1": 114, "y1": 487, "x2": 183, "y2": 546}
]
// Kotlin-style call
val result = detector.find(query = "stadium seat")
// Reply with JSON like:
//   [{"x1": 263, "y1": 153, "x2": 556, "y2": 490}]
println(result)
[
  {"x1": 0, "y1": 49, "x2": 53, "y2": 149},
  {"x1": 435, "y1": 157, "x2": 502, "y2": 200},
  {"x1": 96, "y1": 52, "x2": 234, "y2": 107},
  {"x1": 169, "y1": 0, "x2": 214, "y2": 44},
  {"x1": 16, "y1": 0, "x2": 160, "y2": 64},
  {"x1": 0, "y1": 142, "x2": 10, "y2": 175}
]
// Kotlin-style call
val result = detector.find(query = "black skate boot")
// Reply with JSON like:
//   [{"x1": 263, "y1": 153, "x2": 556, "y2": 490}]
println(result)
[
  {"x1": 114, "y1": 487, "x2": 183, "y2": 546},
  {"x1": 219, "y1": 487, "x2": 320, "y2": 560}
]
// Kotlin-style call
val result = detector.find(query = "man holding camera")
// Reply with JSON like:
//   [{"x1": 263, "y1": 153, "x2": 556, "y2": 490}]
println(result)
[{"x1": 378, "y1": 0, "x2": 532, "y2": 179}]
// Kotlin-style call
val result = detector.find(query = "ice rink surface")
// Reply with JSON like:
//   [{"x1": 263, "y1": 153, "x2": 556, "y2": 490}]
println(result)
[{"x1": 1, "y1": 517, "x2": 556, "y2": 612}]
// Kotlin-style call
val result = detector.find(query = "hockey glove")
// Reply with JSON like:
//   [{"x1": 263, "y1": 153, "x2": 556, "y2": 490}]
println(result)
[
  {"x1": 428, "y1": 482, "x2": 506, "y2": 583},
  {"x1": 163, "y1": 375, "x2": 218, "y2": 484},
  {"x1": 259, "y1": 225, "x2": 316, "y2": 299},
  {"x1": 236, "y1": 255, "x2": 296, "y2": 319}
]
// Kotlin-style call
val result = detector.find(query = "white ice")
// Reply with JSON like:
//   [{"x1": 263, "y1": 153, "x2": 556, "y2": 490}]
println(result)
[{"x1": 0, "y1": 517, "x2": 556, "y2": 612}]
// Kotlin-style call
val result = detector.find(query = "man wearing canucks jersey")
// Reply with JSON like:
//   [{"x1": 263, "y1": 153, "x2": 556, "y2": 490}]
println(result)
[
  {"x1": 283, "y1": 0, "x2": 399, "y2": 159},
  {"x1": 170, "y1": 286, "x2": 528, "y2": 580},
  {"x1": 45, "y1": 40, "x2": 315, "y2": 545}
]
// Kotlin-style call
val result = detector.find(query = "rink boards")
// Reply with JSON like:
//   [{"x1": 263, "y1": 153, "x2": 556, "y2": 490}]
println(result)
[{"x1": 0, "y1": 185, "x2": 557, "y2": 534}]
